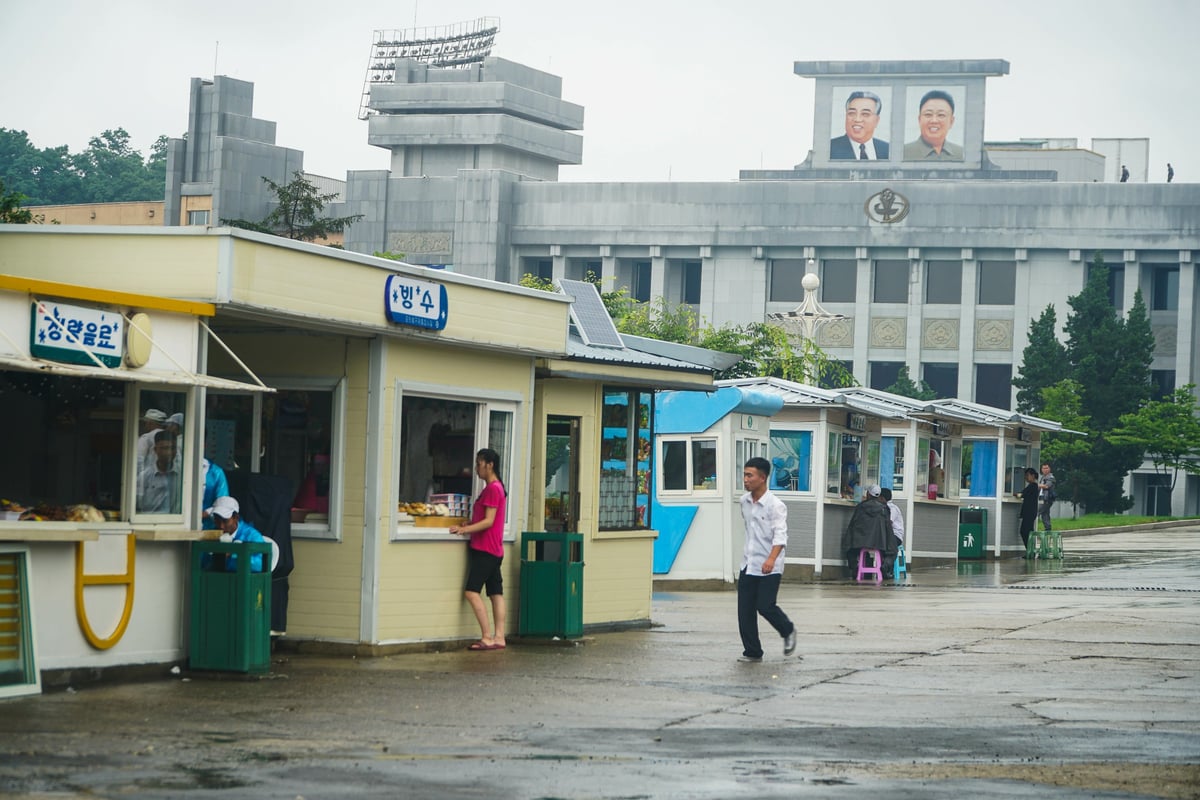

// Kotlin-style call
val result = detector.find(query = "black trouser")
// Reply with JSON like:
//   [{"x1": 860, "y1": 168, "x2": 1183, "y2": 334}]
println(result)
[{"x1": 737, "y1": 569, "x2": 793, "y2": 659}]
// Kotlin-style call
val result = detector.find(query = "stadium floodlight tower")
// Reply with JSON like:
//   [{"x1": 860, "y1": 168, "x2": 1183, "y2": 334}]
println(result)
[
  {"x1": 767, "y1": 259, "x2": 846, "y2": 340},
  {"x1": 358, "y1": 17, "x2": 501, "y2": 120}
]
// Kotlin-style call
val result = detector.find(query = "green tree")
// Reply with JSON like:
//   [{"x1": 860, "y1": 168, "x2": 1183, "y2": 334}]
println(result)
[
  {"x1": 885, "y1": 366, "x2": 936, "y2": 401},
  {"x1": 0, "y1": 128, "x2": 80, "y2": 205},
  {"x1": 70, "y1": 129, "x2": 167, "y2": 202},
  {"x1": 1109, "y1": 385, "x2": 1200, "y2": 496},
  {"x1": 1038, "y1": 379, "x2": 1092, "y2": 516},
  {"x1": 1013, "y1": 306, "x2": 1069, "y2": 416},
  {"x1": 222, "y1": 172, "x2": 363, "y2": 243},
  {"x1": 1061, "y1": 254, "x2": 1154, "y2": 513},
  {"x1": 0, "y1": 177, "x2": 41, "y2": 223}
]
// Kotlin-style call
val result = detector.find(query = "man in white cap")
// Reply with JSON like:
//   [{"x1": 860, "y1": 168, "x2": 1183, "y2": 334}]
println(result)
[
  {"x1": 206, "y1": 496, "x2": 267, "y2": 573},
  {"x1": 136, "y1": 409, "x2": 168, "y2": 469},
  {"x1": 165, "y1": 412, "x2": 185, "y2": 473}
]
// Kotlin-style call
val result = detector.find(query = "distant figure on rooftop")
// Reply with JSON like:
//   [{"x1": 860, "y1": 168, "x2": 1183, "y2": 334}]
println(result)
[
  {"x1": 1167, "y1": 163, "x2": 1175, "y2": 183},
  {"x1": 1120, "y1": 165, "x2": 1130, "y2": 183}
]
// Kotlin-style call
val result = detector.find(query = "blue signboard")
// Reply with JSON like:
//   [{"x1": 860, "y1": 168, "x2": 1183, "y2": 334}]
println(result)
[
  {"x1": 30, "y1": 300, "x2": 124, "y2": 367},
  {"x1": 384, "y1": 274, "x2": 448, "y2": 331}
]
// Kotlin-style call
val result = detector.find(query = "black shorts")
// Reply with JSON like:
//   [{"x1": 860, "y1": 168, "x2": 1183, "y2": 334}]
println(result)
[{"x1": 465, "y1": 547, "x2": 504, "y2": 596}]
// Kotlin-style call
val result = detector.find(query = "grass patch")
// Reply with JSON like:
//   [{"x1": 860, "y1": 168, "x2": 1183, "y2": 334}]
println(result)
[{"x1": 1053, "y1": 514, "x2": 1200, "y2": 531}]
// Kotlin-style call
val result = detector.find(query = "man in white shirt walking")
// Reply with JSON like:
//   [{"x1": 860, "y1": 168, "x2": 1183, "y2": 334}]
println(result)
[{"x1": 737, "y1": 457, "x2": 798, "y2": 663}]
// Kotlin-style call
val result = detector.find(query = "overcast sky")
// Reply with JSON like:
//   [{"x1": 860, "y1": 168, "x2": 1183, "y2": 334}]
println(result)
[{"x1": 2, "y1": 0, "x2": 1193, "y2": 184}]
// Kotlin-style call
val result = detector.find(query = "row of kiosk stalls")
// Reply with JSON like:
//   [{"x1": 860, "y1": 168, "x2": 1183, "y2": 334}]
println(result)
[
  {"x1": 1, "y1": 227, "x2": 729, "y2": 693},
  {"x1": 652, "y1": 377, "x2": 1064, "y2": 584},
  {"x1": 0, "y1": 274, "x2": 267, "y2": 698},
  {"x1": 837, "y1": 389, "x2": 1065, "y2": 563}
]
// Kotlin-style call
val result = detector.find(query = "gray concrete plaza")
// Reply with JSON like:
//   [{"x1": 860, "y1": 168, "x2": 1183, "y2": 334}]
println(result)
[{"x1": 1, "y1": 526, "x2": 1197, "y2": 799}]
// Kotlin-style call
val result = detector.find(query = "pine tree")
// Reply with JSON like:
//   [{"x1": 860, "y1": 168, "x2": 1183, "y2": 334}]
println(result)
[
  {"x1": 1013, "y1": 306, "x2": 1068, "y2": 416},
  {"x1": 1062, "y1": 254, "x2": 1154, "y2": 513}
]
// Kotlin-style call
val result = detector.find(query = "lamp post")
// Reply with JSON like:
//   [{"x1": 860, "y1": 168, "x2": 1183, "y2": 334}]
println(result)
[{"x1": 766, "y1": 259, "x2": 847, "y2": 384}]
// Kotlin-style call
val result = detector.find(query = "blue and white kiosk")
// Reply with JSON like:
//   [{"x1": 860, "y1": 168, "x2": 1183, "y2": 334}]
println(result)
[{"x1": 652, "y1": 386, "x2": 783, "y2": 585}]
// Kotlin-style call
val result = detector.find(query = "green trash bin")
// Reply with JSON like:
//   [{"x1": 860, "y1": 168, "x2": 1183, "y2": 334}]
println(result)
[
  {"x1": 518, "y1": 531, "x2": 584, "y2": 638},
  {"x1": 958, "y1": 507, "x2": 987, "y2": 559},
  {"x1": 189, "y1": 540, "x2": 272, "y2": 673}
]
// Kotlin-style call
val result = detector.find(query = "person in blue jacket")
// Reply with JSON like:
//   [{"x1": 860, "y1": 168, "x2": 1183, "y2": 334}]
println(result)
[
  {"x1": 207, "y1": 495, "x2": 266, "y2": 573},
  {"x1": 200, "y1": 458, "x2": 229, "y2": 530}
]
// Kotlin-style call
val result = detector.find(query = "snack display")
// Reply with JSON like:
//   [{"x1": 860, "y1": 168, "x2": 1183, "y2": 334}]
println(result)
[{"x1": 398, "y1": 501, "x2": 467, "y2": 528}]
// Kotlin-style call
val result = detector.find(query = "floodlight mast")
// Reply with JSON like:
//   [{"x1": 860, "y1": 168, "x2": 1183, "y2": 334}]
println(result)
[
  {"x1": 767, "y1": 259, "x2": 846, "y2": 340},
  {"x1": 358, "y1": 17, "x2": 500, "y2": 120}
]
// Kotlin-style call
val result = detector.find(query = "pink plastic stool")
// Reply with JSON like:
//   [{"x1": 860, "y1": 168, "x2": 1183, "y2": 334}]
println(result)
[{"x1": 856, "y1": 548, "x2": 883, "y2": 583}]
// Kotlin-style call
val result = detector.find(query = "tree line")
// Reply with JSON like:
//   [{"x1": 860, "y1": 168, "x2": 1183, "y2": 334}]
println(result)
[{"x1": 0, "y1": 127, "x2": 168, "y2": 206}]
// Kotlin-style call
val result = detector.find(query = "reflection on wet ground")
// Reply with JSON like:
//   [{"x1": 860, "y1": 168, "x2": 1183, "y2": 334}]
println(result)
[{"x1": 906, "y1": 526, "x2": 1200, "y2": 592}]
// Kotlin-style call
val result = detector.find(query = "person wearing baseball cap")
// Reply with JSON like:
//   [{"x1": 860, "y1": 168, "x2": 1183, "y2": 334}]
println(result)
[
  {"x1": 136, "y1": 409, "x2": 168, "y2": 469},
  {"x1": 206, "y1": 496, "x2": 267, "y2": 573}
]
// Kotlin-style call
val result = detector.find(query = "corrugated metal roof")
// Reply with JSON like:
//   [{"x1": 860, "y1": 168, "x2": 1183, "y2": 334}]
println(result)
[{"x1": 565, "y1": 332, "x2": 711, "y2": 372}]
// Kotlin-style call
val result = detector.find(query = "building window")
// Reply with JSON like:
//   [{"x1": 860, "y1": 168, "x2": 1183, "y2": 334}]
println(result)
[
  {"x1": 1003, "y1": 442, "x2": 1036, "y2": 495},
  {"x1": 1151, "y1": 369, "x2": 1176, "y2": 400},
  {"x1": 925, "y1": 260, "x2": 962, "y2": 304},
  {"x1": 187, "y1": 210, "x2": 210, "y2": 226},
  {"x1": 978, "y1": 260, "x2": 1016, "y2": 305},
  {"x1": 828, "y1": 432, "x2": 865, "y2": 500},
  {"x1": 870, "y1": 361, "x2": 904, "y2": 391},
  {"x1": 522, "y1": 258, "x2": 553, "y2": 283},
  {"x1": 682, "y1": 260, "x2": 702, "y2": 305},
  {"x1": 632, "y1": 261, "x2": 652, "y2": 303},
  {"x1": 873, "y1": 259, "x2": 909, "y2": 303},
  {"x1": 1090, "y1": 262, "x2": 1125, "y2": 309},
  {"x1": 880, "y1": 435, "x2": 905, "y2": 493},
  {"x1": 1151, "y1": 265, "x2": 1179, "y2": 311},
  {"x1": 922, "y1": 363, "x2": 958, "y2": 399},
  {"x1": 659, "y1": 437, "x2": 718, "y2": 493},
  {"x1": 134, "y1": 390, "x2": 188, "y2": 518},
  {"x1": 923, "y1": 438, "x2": 960, "y2": 500},
  {"x1": 818, "y1": 360, "x2": 854, "y2": 390},
  {"x1": 821, "y1": 259, "x2": 857, "y2": 303},
  {"x1": 3, "y1": 374, "x2": 119, "y2": 512},
  {"x1": 0, "y1": 548, "x2": 39, "y2": 697},
  {"x1": 600, "y1": 389, "x2": 652, "y2": 529},
  {"x1": 769, "y1": 259, "x2": 807, "y2": 303},
  {"x1": 768, "y1": 429, "x2": 812, "y2": 492},
  {"x1": 394, "y1": 393, "x2": 515, "y2": 534},
  {"x1": 961, "y1": 439, "x2": 998, "y2": 496},
  {"x1": 975, "y1": 364, "x2": 1013, "y2": 410},
  {"x1": 207, "y1": 381, "x2": 345, "y2": 539},
  {"x1": 566, "y1": 258, "x2": 601, "y2": 283}
]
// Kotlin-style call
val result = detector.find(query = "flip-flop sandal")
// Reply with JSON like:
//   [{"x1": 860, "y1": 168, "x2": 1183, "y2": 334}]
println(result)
[
  {"x1": 467, "y1": 641, "x2": 492, "y2": 651},
  {"x1": 488, "y1": 642, "x2": 506, "y2": 650}
]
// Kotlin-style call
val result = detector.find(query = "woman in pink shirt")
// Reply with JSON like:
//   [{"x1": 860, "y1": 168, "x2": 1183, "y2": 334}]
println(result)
[{"x1": 449, "y1": 448, "x2": 508, "y2": 650}]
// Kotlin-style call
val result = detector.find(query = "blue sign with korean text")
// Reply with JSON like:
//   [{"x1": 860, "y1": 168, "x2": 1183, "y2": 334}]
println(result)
[
  {"x1": 30, "y1": 301, "x2": 124, "y2": 367},
  {"x1": 384, "y1": 274, "x2": 448, "y2": 331}
]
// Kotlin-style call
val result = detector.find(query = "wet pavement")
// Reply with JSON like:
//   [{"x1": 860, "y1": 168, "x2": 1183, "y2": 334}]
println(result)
[{"x1": 1, "y1": 525, "x2": 1198, "y2": 799}]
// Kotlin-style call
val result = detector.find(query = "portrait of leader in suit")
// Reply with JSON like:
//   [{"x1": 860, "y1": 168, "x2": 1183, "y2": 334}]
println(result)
[{"x1": 830, "y1": 89, "x2": 890, "y2": 160}]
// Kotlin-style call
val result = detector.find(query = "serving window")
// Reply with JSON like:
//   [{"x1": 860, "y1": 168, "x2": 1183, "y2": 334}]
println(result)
[
  {"x1": 921, "y1": 436, "x2": 961, "y2": 501},
  {"x1": 0, "y1": 372, "x2": 129, "y2": 523},
  {"x1": 599, "y1": 389, "x2": 652, "y2": 530},
  {"x1": 205, "y1": 379, "x2": 345, "y2": 540},
  {"x1": 394, "y1": 388, "x2": 516, "y2": 538},
  {"x1": 768, "y1": 428, "x2": 813, "y2": 493}
]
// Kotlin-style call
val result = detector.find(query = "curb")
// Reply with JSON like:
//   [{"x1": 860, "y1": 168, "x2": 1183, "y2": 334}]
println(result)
[{"x1": 1058, "y1": 519, "x2": 1200, "y2": 537}]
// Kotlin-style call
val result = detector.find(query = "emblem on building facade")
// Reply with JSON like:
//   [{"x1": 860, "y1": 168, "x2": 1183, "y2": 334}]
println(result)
[{"x1": 864, "y1": 188, "x2": 910, "y2": 224}]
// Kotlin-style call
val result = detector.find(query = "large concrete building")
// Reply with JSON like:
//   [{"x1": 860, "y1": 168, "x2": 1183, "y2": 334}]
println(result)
[{"x1": 165, "y1": 56, "x2": 1199, "y2": 516}]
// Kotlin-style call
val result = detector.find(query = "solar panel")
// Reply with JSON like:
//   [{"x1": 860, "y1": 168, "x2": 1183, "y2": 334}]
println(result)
[{"x1": 557, "y1": 278, "x2": 625, "y2": 348}]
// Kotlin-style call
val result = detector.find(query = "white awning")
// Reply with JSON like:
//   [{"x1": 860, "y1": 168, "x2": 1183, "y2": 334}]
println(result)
[{"x1": 0, "y1": 354, "x2": 273, "y2": 392}]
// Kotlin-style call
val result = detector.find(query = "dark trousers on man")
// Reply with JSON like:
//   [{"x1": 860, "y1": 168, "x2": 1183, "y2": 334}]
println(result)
[{"x1": 737, "y1": 569, "x2": 793, "y2": 659}]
